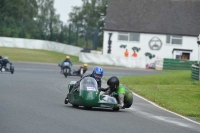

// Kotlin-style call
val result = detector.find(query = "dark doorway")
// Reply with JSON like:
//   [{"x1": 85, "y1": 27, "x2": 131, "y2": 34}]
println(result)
[{"x1": 182, "y1": 53, "x2": 190, "y2": 60}]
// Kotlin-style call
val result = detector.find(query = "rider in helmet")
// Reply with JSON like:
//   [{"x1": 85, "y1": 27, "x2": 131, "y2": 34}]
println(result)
[
  {"x1": 73, "y1": 63, "x2": 88, "y2": 75},
  {"x1": 0, "y1": 56, "x2": 11, "y2": 71},
  {"x1": 100, "y1": 76, "x2": 132, "y2": 109},
  {"x1": 60, "y1": 55, "x2": 73, "y2": 74},
  {"x1": 64, "y1": 66, "x2": 104, "y2": 104},
  {"x1": 0, "y1": 55, "x2": 3, "y2": 68},
  {"x1": 72, "y1": 66, "x2": 103, "y2": 91},
  {"x1": 82, "y1": 64, "x2": 88, "y2": 74}
]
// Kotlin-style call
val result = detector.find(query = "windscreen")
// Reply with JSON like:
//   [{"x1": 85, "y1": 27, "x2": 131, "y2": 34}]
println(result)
[{"x1": 80, "y1": 77, "x2": 98, "y2": 92}]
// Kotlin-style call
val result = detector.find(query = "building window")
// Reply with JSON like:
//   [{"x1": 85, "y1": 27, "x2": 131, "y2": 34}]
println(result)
[
  {"x1": 118, "y1": 32, "x2": 140, "y2": 42},
  {"x1": 118, "y1": 32, "x2": 129, "y2": 41},
  {"x1": 175, "y1": 53, "x2": 190, "y2": 60},
  {"x1": 166, "y1": 35, "x2": 182, "y2": 45}
]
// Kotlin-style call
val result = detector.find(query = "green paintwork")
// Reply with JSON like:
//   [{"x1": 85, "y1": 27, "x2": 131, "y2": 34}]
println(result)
[
  {"x1": 191, "y1": 65, "x2": 199, "y2": 80},
  {"x1": 132, "y1": 47, "x2": 141, "y2": 52},
  {"x1": 67, "y1": 77, "x2": 133, "y2": 110},
  {"x1": 68, "y1": 89, "x2": 118, "y2": 108},
  {"x1": 145, "y1": 52, "x2": 155, "y2": 59},
  {"x1": 163, "y1": 58, "x2": 197, "y2": 70}
]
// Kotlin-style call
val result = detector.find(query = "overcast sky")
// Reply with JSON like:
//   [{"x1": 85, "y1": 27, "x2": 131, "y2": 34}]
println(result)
[{"x1": 54, "y1": 0, "x2": 83, "y2": 24}]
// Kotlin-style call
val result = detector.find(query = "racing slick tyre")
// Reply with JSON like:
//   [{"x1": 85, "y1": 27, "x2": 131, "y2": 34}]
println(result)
[
  {"x1": 72, "y1": 104, "x2": 79, "y2": 108},
  {"x1": 84, "y1": 106, "x2": 92, "y2": 110},
  {"x1": 125, "y1": 103, "x2": 132, "y2": 108},
  {"x1": 112, "y1": 107, "x2": 120, "y2": 111},
  {"x1": 11, "y1": 69, "x2": 14, "y2": 74}
]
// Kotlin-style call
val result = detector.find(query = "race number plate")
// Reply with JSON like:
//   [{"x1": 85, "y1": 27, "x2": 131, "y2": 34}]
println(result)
[
  {"x1": 64, "y1": 62, "x2": 69, "y2": 66},
  {"x1": 87, "y1": 87, "x2": 96, "y2": 91}
]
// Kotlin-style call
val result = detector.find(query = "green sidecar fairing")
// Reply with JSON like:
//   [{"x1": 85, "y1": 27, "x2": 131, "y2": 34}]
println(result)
[
  {"x1": 67, "y1": 77, "x2": 119, "y2": 110},
  {"x1": 67, "y1": 77, "x2": 133, "y2": 110}
]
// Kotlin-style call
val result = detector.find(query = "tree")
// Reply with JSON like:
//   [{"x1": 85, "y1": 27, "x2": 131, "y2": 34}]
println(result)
[
  {"x1": 36, "y1": 0, "x2": 61, "y2": 41},
  {"x1": 68, "y1": 0, "x2": 108, "y2": 48},
  {"x1": 0, "y1": 0, "x2": 61, "y2": 40}
]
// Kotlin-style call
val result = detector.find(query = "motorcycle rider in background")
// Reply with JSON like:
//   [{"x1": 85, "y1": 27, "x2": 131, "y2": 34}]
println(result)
[
  {"x1": 0, "y1": 55, "x2": 2, "y2": 64},
  {"x1": 73, "y1": 63, "x2": 88, "y2": 75},
  {"x1": 60, "y1": 56, "x2": 73, "y2": 74},
  {"x1": 64, "y1": 66, "x2": 104, "y2": 104},
  {"x1": 0, "y1": 56, "x2": 11, "y2": 71},
  {"x1": 0, "y1": 55, "x2": 2, "y2": 68}
]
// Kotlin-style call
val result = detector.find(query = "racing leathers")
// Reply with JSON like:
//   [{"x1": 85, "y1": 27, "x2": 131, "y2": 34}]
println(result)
[
  {"x1": 101, "y1": 84, "x2": 129, "y2": 109},
  {"x1": 74, "y1": 66, "x2": 87, "y2": 75},
  {"x1": 60, "y1": 59, "x2": 73, "y2": 73},
  {"x1": 0, "y1": 58, "x2": 11, "y2": 71}
]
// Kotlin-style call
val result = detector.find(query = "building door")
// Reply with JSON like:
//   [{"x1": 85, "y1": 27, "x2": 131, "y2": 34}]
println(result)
[{"x1": 182, "y1": 53, "x2": 190, "y2": 60}]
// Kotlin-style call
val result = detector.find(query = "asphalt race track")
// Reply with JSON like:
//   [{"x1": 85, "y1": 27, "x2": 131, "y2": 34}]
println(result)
[{"x1": 0, "y1": 62, "x2": 200, "y2": 133}]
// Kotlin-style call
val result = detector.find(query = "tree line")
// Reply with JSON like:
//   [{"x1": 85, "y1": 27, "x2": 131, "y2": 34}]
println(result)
[{"x1": 0, "y1": 0, "x2": 108, "y2": 49}]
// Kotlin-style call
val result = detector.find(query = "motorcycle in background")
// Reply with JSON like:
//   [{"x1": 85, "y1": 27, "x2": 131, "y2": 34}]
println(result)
[
  {"x1": 71, "y1": 67, "x2": 84, "y2": 78},
  {"x1": 58, "y1": 62, "x2": 71, "y2": 78},
  {"x1": 59, "y1": 64, "x2": 85, "y2": 78},
  {"x1": 0, "y1": 61, "x2": 15, "y2": 74}
]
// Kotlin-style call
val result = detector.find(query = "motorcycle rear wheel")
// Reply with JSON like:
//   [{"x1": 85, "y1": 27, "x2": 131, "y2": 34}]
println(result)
[{"x1": 11, "y1": 69, "x2": 14, "y2": 74}]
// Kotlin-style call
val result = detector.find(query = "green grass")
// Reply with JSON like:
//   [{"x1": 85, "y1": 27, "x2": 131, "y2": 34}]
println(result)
[
  {"x1": 0, "y1": 47, "x2": 80, "y2": 64},
  {"x1": 119, "y1": 70, "x2": 200, "y2": 120}
]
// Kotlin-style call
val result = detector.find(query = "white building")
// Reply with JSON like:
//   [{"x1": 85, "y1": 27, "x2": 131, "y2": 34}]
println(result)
[{"x1": 103, "y1": 0, "x2": 200, "y2": 64}]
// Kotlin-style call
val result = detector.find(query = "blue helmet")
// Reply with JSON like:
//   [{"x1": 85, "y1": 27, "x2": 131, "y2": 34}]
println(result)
[{"x1": 92, "y1": 66, "x2": 103, "y2": 81}]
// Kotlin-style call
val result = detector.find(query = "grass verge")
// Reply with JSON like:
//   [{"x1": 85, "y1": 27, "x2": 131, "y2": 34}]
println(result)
[
  {"x1": 0, "y1": 47, "x2": 80, "y2": 64},
  {"x1": 119, "y1": 70, "x2": 200, "y2": 121}
]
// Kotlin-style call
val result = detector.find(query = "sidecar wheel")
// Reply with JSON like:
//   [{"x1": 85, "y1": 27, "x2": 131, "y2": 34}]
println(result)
[
  {"x1": 72, "y1": 104, "x2": 79, "y2": 108},
  {"x1": 84, "y1": 106, "x2": 92, "y2": 110},
  {"x1": 112, "y1": 107, "x2": 120, "y2": 111},
  {"x1": 125, "y1": 103, "x2": 132, "y2": 108}
]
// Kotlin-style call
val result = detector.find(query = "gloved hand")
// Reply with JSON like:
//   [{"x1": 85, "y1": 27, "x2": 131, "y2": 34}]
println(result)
[
  {"x1": 98, "y1": 87, "x2": 109, "y2": 92},
  {"x1": 111, "y1": 92, "x2": 118, "y2": 96}
]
